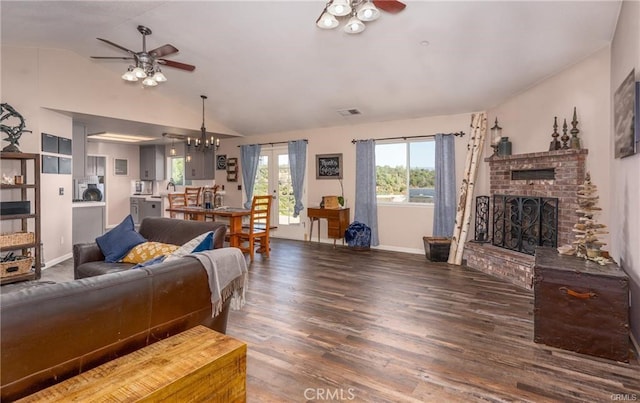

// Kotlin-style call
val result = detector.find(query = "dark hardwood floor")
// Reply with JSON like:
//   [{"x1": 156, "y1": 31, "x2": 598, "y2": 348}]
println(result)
[{"x1": 40, "y1": 239, "x2": 640, "y2": 402}]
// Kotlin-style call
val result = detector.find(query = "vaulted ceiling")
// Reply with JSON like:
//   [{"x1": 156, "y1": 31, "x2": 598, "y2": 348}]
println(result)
[{"x1": 1, "y1": 1, "x2": 621, "y2": 138}]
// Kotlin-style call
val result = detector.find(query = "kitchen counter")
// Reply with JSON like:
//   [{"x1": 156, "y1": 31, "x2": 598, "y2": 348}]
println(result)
[
  {"x1": 72, "y1": 201, "x2": 106, "y2": 208},
  {"x1": 131, "y1": 194, "x2": 163, "y2": 201}
]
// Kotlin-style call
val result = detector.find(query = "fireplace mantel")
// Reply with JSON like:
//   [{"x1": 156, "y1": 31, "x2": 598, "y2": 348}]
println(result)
[{"x1": 484, "y1": 148, "x2": 588, "y2": 163}]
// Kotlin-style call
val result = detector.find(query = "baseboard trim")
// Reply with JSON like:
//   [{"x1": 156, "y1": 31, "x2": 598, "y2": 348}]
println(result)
[
  {"x1": 373, "y1": 245, "x2": 423, "y2": 255},
  {"x1": 43, "y1": 253, "x2": 72, "y2": 269}
]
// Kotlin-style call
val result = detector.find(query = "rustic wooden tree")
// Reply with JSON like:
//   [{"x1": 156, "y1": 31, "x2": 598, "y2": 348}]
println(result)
[
  {"x1": 448, "y1": 112, "x2": 487, "y2": 265},
  {"x1": 558, "y1": 172, "x2": 611, "y2": 265}
]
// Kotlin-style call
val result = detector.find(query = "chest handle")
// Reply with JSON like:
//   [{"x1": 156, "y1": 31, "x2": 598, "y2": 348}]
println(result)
[{"x1": 559, "y1": 286, "x2": 597, "y2": 299}]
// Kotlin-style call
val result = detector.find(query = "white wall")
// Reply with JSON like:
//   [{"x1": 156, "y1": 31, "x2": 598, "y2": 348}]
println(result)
[
  {"x1": 85, "y1": 141, "x2": 140, "y2": 228},
  {"x1": 610, "y1": 0, "x2": 640, "y2": 344},
  {"x1": 482, "y1": 46, "x2": 612, "y2": 246},
  {"x1": 39, "y1": 109, "x2": 73, "y2": 265},
  {"x1": 215, "y1": 113, "x2": 472, "y2": 253},
  {"x1": 1, "y1": 47, "x2": 74, "y2": 265}
]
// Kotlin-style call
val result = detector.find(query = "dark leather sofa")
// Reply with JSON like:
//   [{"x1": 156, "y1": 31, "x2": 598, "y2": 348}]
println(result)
[
  {"x1": 74, "y1": 217, "x2": 227, "y2": 279},
  {"x1": 1, "y1": 217, "x2": 233, "y2": 401}
]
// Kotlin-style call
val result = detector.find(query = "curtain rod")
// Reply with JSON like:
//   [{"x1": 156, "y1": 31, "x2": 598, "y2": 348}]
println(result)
[
  {"x1": 237, "y1": 139, "x2": 308, "y2": 147},
  {"x1": 350, "y1": 132, "x2": 465, "y2": 144}
]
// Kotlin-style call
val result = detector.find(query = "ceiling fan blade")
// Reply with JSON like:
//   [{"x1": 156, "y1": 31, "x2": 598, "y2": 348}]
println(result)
[
  {"x1": 149, "y1": 44, "x2": 179, "y2": 58},
  {"x1": 91, "y1": 56, "x2": 135, "y2": 60},
  {"x1": 373, "y1": 0, "x2": 406, "y2": 14},
  {"x1": 96, "y1": 38, "x2": 136, "y2": 55},
  {"x1": 157, "y1": 59, "x2": 196, "y2": 72}
]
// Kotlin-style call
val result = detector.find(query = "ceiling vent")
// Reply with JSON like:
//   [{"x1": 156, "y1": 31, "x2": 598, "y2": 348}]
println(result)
[{"x1": 337, "y1": 108, "x2": 362, "y2": 117}]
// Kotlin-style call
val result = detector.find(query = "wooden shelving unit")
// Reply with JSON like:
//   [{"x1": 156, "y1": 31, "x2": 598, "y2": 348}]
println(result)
[{"x1": 1, "y1": 152, "x2": 41, "y2": 284}]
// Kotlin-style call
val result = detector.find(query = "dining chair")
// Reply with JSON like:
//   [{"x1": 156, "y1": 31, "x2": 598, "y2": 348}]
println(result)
[
  {"x1": 238, "y1": 195, "x2": 272, "y2": 261},
  {"x1": 185, "y1": 187, "x2": 202, "y2": 207},
  {"x1": 167, "y1": 193, "x2": 186, "y2": 219}
]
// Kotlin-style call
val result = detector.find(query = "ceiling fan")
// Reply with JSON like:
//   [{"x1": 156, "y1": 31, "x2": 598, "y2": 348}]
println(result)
[
  {"x1": 90, "y1": 25, "x2": 195, "y2": 87},
  {"x1": 316, "y1": 0, "x2": 406, "y2": 33}
]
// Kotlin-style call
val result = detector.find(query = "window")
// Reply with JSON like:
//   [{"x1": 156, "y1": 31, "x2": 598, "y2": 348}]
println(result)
[
  {"x1": 170, "y1": 157, "x2": 185, "y2": 186},
  {"x1": 375, "y1": 140, "x2": 435, "y2": 204}
]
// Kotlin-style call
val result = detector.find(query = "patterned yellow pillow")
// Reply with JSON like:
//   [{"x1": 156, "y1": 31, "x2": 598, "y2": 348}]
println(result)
[{"x1": 121, "y1": 242, "x2": 179, "y2": 264}]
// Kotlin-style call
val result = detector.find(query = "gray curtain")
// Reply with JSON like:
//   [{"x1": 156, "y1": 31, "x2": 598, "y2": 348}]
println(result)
[
  {"x1": 288, "y1": 140, "x2": 307, "y2": 217},
  {"x1": 354, "y1": 140, "x2": 379, "y2": 246},
  {"x1": 240, "y1": 144, "x2": 262, "y2": 209},
  {"x1": 433, "y1": 133, "x2": 456, "y2": 237}
]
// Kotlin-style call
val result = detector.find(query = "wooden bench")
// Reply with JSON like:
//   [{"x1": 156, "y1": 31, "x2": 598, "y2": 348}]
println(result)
[{"x1": 17, "y1": 326, "x2": 246, "y2": 402}]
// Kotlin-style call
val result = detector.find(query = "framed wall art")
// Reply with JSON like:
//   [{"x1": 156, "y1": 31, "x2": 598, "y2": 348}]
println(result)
[
  {"x1": 613, "y1": 69, "x2": 637, "y2": 159},
  {"x1": 216, "y1": 154, "x2": 227, "y2": 170},
  {"x1": 114, "y1": 158, "x2": 128, "y2": 176},
  {"x1": 316, "y1": 153, "x2": 343, "y2": 179}
]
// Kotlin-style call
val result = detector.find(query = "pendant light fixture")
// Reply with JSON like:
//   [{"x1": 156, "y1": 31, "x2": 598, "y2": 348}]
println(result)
[{"x1": 185, "y1": 95, "x2": 220, "y2": 160}]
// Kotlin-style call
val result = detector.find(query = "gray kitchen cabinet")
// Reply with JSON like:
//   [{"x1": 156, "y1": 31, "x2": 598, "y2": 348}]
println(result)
[
  {"x1": 72, "y1": 123, "x2": 86, "y2": 179},
  {"x1": 86, "y1": 156, "x2": 106, "y2": 177},
  {"x1": 140, "y1": 145, "x2": 165, "y2": 180},
  {"x1": 141, "y1": 199, "x2": 162, "y2": 220},
  {"x1": 72, "y1": 205, "x2": 105, "y2": 245},
  {"x1": 185, "y1": 148, "x2": 215, "y2": 180}
]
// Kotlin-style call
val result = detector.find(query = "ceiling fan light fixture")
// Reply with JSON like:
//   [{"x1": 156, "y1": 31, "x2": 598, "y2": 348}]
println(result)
[
  {"x1": 327, "y1": 0, "x2": 351, "y2": 17},
  {"x1": 121, "y1": 67, "x2": 138, "y2": 82},
  {"x1": 142, "y1": 76, "x2": 158, "y2": 87},
  {"x1": 132, "y1": 66, "x2": 147, "y2": 78},
  {"x1": 344, "y1": 15, "x2": 366, "y2": 34},
  {"x1": 91, "y1": 25, "x2": 196, "y2": 88},
  {"x1": 153, "y1": 69, "x2": 167, "y2": 82},
  {"x1": 356, "y1": 1, "x2": 380, "y2": 21},
  {"x1": 317, "y1": 11, "x2": 339, "y2": 29}
]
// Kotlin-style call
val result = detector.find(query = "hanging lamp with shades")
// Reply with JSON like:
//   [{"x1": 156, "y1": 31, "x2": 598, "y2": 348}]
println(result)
[{"x1": 316, "y1": 0, "x2": 406, "y2": 34}]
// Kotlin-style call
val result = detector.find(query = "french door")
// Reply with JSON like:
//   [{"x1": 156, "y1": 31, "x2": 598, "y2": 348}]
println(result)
[{"x1": 252, "y1": 147, "x2": 306, "y2": 239}]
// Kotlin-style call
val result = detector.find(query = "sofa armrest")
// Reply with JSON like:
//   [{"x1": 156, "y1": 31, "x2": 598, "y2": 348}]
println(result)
[
  {"x1": 73, "y1": 243, "x2": 105, "y2": 279},
  {"x1": 211, "y1": 225, "x2": 227, "y2": 249}
]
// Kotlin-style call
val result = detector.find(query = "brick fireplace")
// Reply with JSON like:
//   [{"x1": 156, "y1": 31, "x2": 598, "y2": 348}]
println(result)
[{"x1": 463, "y1": 149, "x2": 588, "y2": 289}]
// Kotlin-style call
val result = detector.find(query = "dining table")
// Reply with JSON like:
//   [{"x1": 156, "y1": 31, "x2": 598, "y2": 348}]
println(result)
[{"x1": 164, "y1": 206, "x2": 251, "y2": 248}]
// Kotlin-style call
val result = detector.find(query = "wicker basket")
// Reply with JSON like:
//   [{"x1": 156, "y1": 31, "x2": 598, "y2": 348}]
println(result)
[
  {"x1": 0, "y1": 231, "x2": 35, "y2": 247},
  {"x1": 1, "y1": 256, "x2": 34, "y2": 279}
]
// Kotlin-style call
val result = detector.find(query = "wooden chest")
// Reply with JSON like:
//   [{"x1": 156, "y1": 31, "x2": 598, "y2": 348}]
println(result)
[{"x1": 533, "y1": 247, "x2": 630, "y2": 362}]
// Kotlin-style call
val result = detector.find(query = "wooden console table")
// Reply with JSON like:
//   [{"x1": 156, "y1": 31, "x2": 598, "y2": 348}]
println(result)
[
  {"x1": 307, "y1": 207, "x2": 350, "y2": 246},
  {"x1": 18, "y1": 326, "x2": 246, "y2": 402}
]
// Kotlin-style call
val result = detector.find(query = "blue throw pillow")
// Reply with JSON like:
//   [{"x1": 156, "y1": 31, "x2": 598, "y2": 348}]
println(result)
[
  {"x1": 96, "y1": 215, "x2": 147, "y2": 263},
  {"x1": 163, "y1": 231, "x2": 215, "y2": 262},
  {"x1": 191, "y1": 231, "x2": 214, "y2": 253}
]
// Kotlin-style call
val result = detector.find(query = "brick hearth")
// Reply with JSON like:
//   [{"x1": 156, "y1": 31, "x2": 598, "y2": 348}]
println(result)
[{"x1": 463, "y1": 148, "x2": 588, "y2": 289}]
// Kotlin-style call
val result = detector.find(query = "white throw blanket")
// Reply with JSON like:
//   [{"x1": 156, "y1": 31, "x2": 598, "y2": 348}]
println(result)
[{"x1": 186, "y1": 247, "x2": 248, "y2": 316}]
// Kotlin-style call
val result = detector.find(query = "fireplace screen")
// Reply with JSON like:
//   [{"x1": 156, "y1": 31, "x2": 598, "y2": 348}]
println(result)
[{"x1": 492, "y1": 195, "x2": 558, "y2": 255}]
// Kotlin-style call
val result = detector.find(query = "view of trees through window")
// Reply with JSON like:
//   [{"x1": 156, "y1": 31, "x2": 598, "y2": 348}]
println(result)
[
  {"x1": 375, "y1": 140, "x2": 436, "y2": 204},
  {"x1": 253, "y1": 154, "x2": 299, "y2": 225},
  {"x1": 170, "y1": 157, "x2": 185, "y2": 186}
]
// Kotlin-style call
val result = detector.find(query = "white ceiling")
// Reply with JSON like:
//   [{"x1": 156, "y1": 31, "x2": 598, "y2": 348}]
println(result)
[{"x1": 1, "y1": 1, "x2": 621, "y2": 138}]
